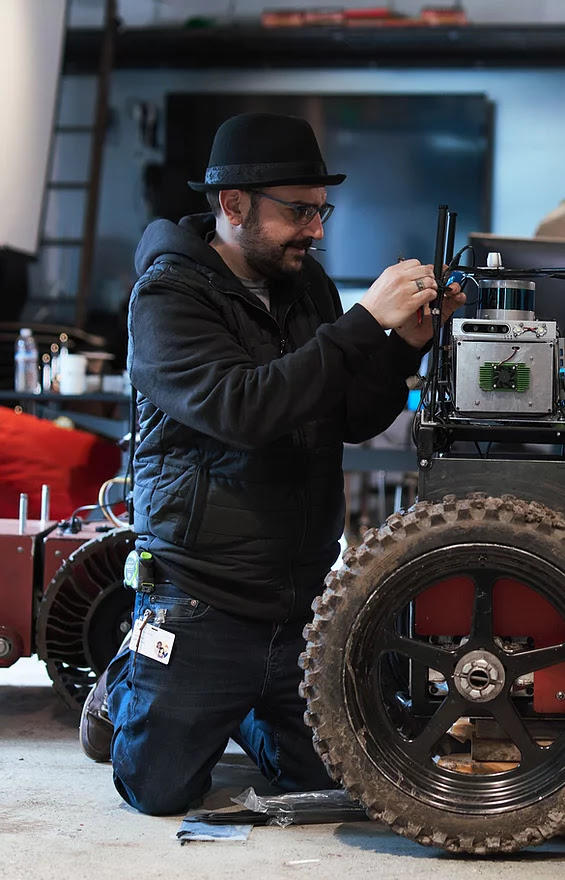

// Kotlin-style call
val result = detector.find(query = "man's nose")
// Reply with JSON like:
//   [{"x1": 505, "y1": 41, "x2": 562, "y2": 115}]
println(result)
[{"x1": 305, "y1": 212, "x2": 324, "y2": 240}]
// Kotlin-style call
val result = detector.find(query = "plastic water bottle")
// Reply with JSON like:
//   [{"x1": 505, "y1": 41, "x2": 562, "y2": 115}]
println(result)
[{"x1": 14, "y1": 328, "x2": 40, "y2": 393}]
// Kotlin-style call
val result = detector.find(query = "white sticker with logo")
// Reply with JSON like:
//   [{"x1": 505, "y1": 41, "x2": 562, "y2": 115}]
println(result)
[{"x1": 130, "y1": 616, "x2": 175, "y2": 665}]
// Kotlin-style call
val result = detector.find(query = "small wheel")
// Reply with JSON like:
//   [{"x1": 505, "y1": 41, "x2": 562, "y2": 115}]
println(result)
[
  {"x1": 37, "y1": 529, "x2": 135, "y2": 711},
  {"x1": 300, "y1": 493, "x2": 565, "y2": 854}
]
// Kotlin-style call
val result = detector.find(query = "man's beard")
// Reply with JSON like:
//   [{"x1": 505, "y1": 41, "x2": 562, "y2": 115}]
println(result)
[{"x1": 240, "y1": 211, "x2": 313, "y2": 281}]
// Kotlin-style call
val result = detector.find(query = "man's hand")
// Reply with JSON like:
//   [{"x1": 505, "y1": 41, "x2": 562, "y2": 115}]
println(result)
[
  {"x1": 358, "y1": 259, "x2": 465, "y2": 349},
  {"x1": 359, "y1": 260, "x2": 438, "y2": 329},
  {"x1": 394, "y1": 281, "x2": 466, "y2": 349}
]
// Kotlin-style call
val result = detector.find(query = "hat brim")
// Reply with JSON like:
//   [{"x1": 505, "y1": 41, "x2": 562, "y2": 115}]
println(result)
[{"x1": 188, "y1": 173, "x2": 346, "y2": 192}]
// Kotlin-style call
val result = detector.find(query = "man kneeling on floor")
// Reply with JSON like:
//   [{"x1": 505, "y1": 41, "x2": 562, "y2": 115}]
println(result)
[{"x1": 79, "y1": 112, "x2": 464, "y2": 814}]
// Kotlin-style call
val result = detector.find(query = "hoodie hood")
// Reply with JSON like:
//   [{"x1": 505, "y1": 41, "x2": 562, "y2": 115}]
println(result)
[
  {"x1": 133, "y1": 212, "x2": 318, "y2": 308},
  {"x1": 134, "y1": 213, "x2": 233, "y2": 280}
]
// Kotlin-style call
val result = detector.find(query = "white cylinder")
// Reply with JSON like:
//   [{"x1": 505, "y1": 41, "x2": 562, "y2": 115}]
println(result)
[
  {"x1": 40, "y1": 484, "x2": 51, "y2": 525},
  {"x1": 59, "y1": 353, "x2": 87, "y2": 395},
  {"x1": 19, "y1": 493, "x2": 28, "y2": 534}
]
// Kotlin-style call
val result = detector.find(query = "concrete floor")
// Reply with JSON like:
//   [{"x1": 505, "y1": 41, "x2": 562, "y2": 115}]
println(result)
[{"x1": 3, "y1": 659, "x2": 565, "y2": 880}]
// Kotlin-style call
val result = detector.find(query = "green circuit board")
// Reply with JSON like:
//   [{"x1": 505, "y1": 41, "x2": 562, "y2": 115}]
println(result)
[{"x1": 479, "y1": 362, "x2": 530, "y2": 392}]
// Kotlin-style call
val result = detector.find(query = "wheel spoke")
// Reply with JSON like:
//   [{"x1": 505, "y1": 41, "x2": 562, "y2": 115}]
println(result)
[
  {"x1": 548, "y1": 728, "x2": 565, "y2": 757},
  {"x1": 381, "y1": 630, "x2": 456, "y2": 677},
  {"x1": 507, "y1": 642, "x2": 565, "y2": 677},
  {"x1": 489, "y1": 698, "x2": 542, "y2": 768},
  {"x1": 403, "y1": 694, "x2": 466, "y2": 761},
  {"x1": 469, "y1": 570, "x2": 495, "y2": 643}
]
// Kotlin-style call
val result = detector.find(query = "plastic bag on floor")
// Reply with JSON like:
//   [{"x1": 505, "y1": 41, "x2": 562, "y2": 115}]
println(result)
[{"x1": 231, "y1": 787, "x2": 368, "y2": 828}]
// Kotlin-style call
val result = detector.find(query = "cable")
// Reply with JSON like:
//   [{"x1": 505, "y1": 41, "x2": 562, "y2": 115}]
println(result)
[
  {"x1": 99, "y1": 476, "x2": 130, "y2": 528},
  {"x1": 419, "y1": 220, "x2": 478, "y2": 441},
  {"x1": 496, "y1": 346, "x2": 520, "y2": 367},
  {"x1": 64, "y1": 498, "x2": 129, "y2": 534},
  {"x1": 411, "y1": 370, "x2": 434, "y2": 447},
  {"x1": 444, "y1": 244, "x2": 476, "y2": 275},
  {"x1": 67, "y1": 504, "x2": 100, "y2": 533}
]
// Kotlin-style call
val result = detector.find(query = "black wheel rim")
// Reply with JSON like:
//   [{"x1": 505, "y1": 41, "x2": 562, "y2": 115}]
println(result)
[
  {"x1": 344, "y1": 543, "x2": 565, "y2": 814},
  {"x1": 82, "y1": 583, "x2": 134, "y2": 674},
  {"x1": 37, "y1": 530, "x2": 134, "y2": 711}
]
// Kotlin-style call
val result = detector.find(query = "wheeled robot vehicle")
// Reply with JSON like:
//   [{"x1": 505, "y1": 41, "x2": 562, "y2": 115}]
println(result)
[{"x1": 300, "y1": 205, "x2": 565, "y2": 854}]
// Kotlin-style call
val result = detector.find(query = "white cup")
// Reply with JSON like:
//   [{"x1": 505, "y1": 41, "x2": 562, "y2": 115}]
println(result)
[{"x1": 59, "y1": 353, "x2": 87, "y2": 395}]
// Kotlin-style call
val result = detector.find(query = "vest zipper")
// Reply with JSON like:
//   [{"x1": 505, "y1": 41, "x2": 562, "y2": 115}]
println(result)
[
  {"x1": 209, "y1": 278, "x2": 301, "y2": 358},
  {"x1": 180, "y1": 465, "x2": 209, "y2": 547}
]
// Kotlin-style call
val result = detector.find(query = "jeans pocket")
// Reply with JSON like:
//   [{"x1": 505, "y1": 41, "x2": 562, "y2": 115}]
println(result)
[{"x1": 145, "y1": 583, "x2": 210, "y2": 623}]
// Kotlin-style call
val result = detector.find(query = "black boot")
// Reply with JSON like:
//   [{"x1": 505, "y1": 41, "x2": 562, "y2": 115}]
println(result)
[
  {"x1": 79, "y1": 629, "x2": 132, "y2": 762},
  {"x1": 79, "y1": 666, "x2": 113, "y2": 762}
]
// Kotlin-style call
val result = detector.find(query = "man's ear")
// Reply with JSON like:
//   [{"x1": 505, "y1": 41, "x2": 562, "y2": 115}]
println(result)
[{"x1": 219, "y1": 189, "x2": 250, "y2": 226}]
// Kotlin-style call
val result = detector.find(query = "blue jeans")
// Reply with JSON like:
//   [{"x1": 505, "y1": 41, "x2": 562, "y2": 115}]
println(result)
[{"x1": 106, "y1": 581, "x2": 332, "y2": 815}]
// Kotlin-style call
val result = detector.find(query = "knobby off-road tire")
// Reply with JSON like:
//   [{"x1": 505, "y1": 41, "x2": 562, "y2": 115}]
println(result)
[{"x1": 299, "y1": 493, "x2": 565, "y2": 854}]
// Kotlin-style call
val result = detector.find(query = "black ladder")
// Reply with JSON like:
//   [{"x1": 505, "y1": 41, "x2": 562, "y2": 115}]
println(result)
[{"x1": 39, "y1": 0, "x2": 117, "y2": 330}]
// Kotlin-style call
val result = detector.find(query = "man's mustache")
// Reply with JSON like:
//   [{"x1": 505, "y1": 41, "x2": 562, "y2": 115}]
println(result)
[{"x1": 281, "y1": 238, "x2": 313, "y2": 251}]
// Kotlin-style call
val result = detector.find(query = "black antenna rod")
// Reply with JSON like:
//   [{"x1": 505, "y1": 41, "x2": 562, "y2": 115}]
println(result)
[
  {"x1": 433, "y1": 204, "x2": 448, "y2": 282},
  {"x1": 427, "y1": 204, "x2": 449, "y2": 422}
]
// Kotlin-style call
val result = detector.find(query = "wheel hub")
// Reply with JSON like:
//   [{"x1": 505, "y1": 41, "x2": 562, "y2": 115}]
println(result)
[{"x1": 453, "y1": 649, "x2": 505, "y2": 702}]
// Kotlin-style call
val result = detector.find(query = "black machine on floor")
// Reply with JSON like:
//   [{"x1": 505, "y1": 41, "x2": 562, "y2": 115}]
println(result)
[{"x1": 301, "y1": 205, "x2": 565, "y2": 854}]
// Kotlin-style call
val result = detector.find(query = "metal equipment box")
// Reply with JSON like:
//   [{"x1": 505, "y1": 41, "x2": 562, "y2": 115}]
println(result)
[{"x1": 452, "y1": 318, "x2": 558, "y2": 416}]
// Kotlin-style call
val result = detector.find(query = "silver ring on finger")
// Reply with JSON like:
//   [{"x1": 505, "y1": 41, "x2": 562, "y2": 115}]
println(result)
[{"x1": 415, "y1": 278, "x2": 425, "y2": 292}]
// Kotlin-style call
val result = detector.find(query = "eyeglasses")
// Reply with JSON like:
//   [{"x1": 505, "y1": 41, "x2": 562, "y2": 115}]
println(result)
[{"x1": 250, "y1": 190, "x2": 335, "y2": 226}]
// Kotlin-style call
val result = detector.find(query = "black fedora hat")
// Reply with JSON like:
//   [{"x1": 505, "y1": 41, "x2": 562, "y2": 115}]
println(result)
[{"x1": 188, "y1": 112, "x2": 346, "y2": 191}]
